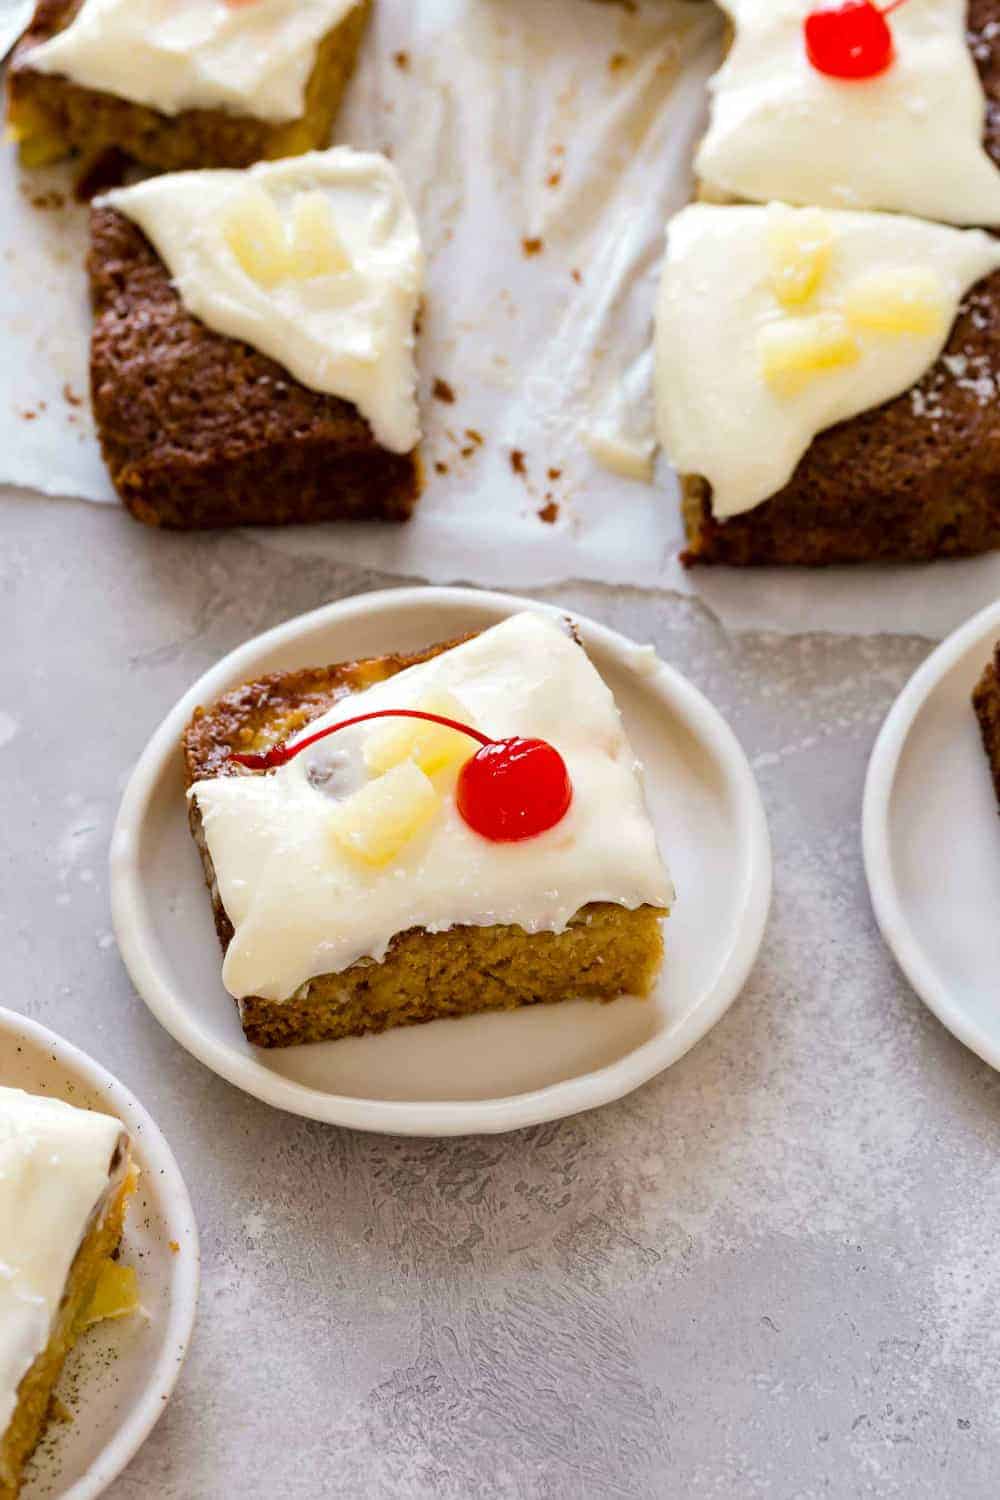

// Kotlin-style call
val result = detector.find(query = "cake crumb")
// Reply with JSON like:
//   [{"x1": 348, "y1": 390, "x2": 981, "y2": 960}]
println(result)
[
  {"x1": 393, "y1": 50, "x2": 410, "y2": 69},
  {"x1": 510, "y1": 449, "x2": 527, "y2": 477},
  {"x1": 434, "y1": 461, "x2": 449, "y2": 475},
  {"x1": 169, "y1": 1241, "x2": 180, "y2": 1254},
  {"x1": 522, "y1": 237, "x2": 544, "y2": 257},
  {"x1": 571, "y1": 269, "x2": 583, "y2": 285},
  {"x1": 465, "y1": 429, "x2": 484, "y2": 447},
  {"x1": 609, "y1": 52, "x2": 629, "y2": 71},
  {"x1": 547, "y1": 467, "x2": 562, "y2": 481},
  {"x1": 547, "y1": 171, "x2": 562, "y2": 188},
  {"x1": 538, "y1": 501, "x2": 559, "y2": 524},
  {"x1": 432, "y1": 377, "x2": 456, "y2": 404},
  {"x1": 63, "y1": 383, "x2": 83, "y2": 407}
]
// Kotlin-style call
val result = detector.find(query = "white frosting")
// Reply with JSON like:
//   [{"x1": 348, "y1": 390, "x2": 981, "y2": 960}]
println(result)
[
  {"x1": 101, "y1": 151, "x2": 424, "y2": 454},
  {"x1": 697, "y1": 0, "x2": 1000, "y2": 226},
  {"x1": 655, "y1": 203, "x2": 1000, "y2": 519},
  {"x1": 25, "y1": 0, "x2": 358, "y2": 123},
  {"x1": 0, "y1": 1087, "x2": 125, "y2": 1436},
  {"x1": 190, "y1": 613, "x2": 673, "y2": 1003}
]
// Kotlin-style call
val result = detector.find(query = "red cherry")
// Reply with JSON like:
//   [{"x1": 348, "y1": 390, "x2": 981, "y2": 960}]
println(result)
[
  {"x1": 229, "y1": 709, "x2": 573, "y2": 843},
  {"x1": 804, "y1": 0, "x2": 898, "y2": 80},
  {"x1": 457, "y1": 737, "x2": 573, "y2": 843}
]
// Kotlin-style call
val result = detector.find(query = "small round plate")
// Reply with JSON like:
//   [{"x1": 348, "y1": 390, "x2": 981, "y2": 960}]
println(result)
[
  {"x1": 864, "y1": 599, "x2": 1000, "y2": 1071},
  {"x1": 0, "y1": 1007, "x2": 199, "y2": 1500},
  {"x1": 110, "y1": 587, "x2": 771, "y2": 1136}
]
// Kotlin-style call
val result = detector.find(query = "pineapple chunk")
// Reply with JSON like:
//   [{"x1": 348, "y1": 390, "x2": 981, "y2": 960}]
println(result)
[
  {"x1": 758, "y1": 312, "x2": 860, "y2": 396},
  {"x1": 330, "y1": 761, "x2": 440, "y2": 868},
  {"x1": 767, "y1": 207, "x2": 834, "y2": 308},
  {"x1": 290, "y1": 191, "x2": 352, "y2": 278},
  {"x1": 842, "y1": 266, "x2": 947, "y2": 338},
  {"x1": 223, "y1": 186, "x2": 291, "y2": 288},
  {"x1": 364, "y1": 693, "x2": 475, "y2": 778},
  {"x1": 79, "y1": 1261, "x2": 139, "y2": 1329}
]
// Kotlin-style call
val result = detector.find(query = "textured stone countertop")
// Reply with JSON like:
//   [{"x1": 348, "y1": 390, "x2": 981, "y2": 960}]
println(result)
[{"x1": 3, "y1": 489, "x2": 999, "y2": 1500}]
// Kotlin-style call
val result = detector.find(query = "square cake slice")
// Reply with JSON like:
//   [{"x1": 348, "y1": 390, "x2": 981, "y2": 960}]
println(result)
[
  {"x1": 974, "y1": 643, "x2": 1000, "y2": 808},
  {"x1": 183, "y1": 613, "x2": 673, "y2": 1048},
  {"x1": 88, "y1": 149, "x2": 423, "y2": 529},
  {"x1": 656, "y1": 203, "x2": 1000, "y2": 567},
  {"x1": 0, "y1": 1088, "x2": 137, "y2": 1500},
  {"x1": 6, "y1": 0, "x2": 370, "y2": 173}
]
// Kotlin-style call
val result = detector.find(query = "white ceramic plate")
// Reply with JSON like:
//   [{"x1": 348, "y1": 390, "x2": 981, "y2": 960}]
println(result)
[
  {"x1": 864, "y1": 599, "x2": 1000, "y2": 1070},
  {"x1": 0, "y1": 1007, "x2": 199, "y2": 1500},
  {"x1": 110, "y1": 587, "x2": 771, "y2": 1136}
]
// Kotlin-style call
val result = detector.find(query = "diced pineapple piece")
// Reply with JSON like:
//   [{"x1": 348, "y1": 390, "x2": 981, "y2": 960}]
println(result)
[
  {"x1": 223, "y1": 186, "x2": 292, "y2": 287},
  {"x1": 364, "y1": 693, "x2": 475, "y2": 778},
  {"x1": 80, "y1": 1261, "x2": 139, "y2": 1329},
  {"x1": 758, "y1": 312, "x2": 860, "y2": 395},
  {"x1": 330, "y1": 761, "x2": 440, "y2": 868},
  {"x1": 842, "y1": 266, "x2": 947, "y2": 338},
  {"x1": 290, "y1": 191, "x2": 352, "y2": 278},
  {"x1": 767, "y1": 207, "x2": 834, "y2": 308}
]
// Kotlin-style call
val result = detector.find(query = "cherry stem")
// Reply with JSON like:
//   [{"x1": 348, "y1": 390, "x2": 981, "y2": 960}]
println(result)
[{"x1": 230, "y1": 709, "x2": 494, "y2": 771}]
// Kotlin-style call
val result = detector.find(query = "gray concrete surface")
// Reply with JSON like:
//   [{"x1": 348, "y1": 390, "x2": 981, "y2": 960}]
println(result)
[{"x1": 3, "y1": 489, "x2": 999, "y2": 1499}]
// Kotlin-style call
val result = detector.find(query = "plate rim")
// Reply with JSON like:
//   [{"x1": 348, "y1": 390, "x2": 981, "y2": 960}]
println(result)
[
  {"x1": 862, "y1": 597, "x2": 1000, "y2": 1072},
  {"x1": 0, "y1": 1005, "x2": 200, "y2": 1500},
  {"x1": 110, "y1": 585, "x2": 772, "y2": 1136}
]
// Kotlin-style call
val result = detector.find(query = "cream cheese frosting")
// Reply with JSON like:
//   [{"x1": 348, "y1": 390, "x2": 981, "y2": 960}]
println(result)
[
  {"x1": 25, "y1": 0, "x2": 358, "y2": 123},
  {"x1": 655, "y1": 203, "x2": 1000, "y2": 520},
  {"x1": 0, "y1": 1087, "x2": 126, "y2": 1437},
  {"x1": 190, "y1": 612, "x2": 673, "y2": 1003},
  {"x1": 696, "y1": 0, "x2": 1000, "y2": 226},
  {"x1": 100, "y1": 150, "x2": 424, "y2": 455}
]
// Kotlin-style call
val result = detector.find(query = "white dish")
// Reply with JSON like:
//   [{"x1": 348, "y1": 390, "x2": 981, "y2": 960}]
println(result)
[
  {"x1": 0, "y1": 1007, "x2": 199, "y2": 1500},
  {"x1": 864, "y1": 599, "x2": 1000, "y2": 1070},
  {"x1": 110, "y1": 586, "x2": 772, "y2": 1136}
]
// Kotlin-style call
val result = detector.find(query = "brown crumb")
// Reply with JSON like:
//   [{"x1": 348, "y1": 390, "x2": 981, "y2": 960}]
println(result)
[
  {"x1": 74, "y1": 147, "x2": 130, "y2": 203},
  {"x1": 571, "y1": 269, "x2": 583, "y2": 285},
  {"x1": 547, "y1": 467, "x2": 562, "y2": 481},
  {"x1": 510, "y1": 449, "x2": 527, "y2": 477},
  {"x1": 21, "y1": 410, "x2": 37, "y2": 421},
  {"x1": 29, "y1": 189, "x2": 65, "y2": 210},
  {"x1": 394, "y1": 50, "x2": 410, "y2": 69},
  {"x1": 609, "y1": 52, "x2": 629, "y2": 71},
  {"x1": 169, "y1": 1240, "x2": 180, "y2": 1254},
  {"x1": 460, "y1": 446, "x2": 475, "y2": 459},
  {"x1": 432, "y1": 377, "x2": 456, "y2": 404},
  {"x1": 63, "y1": 383, "x2": 83, "y2": 408},
  {"x1": 538, "y1": 501, "x2": 559, "y2": 524},
  {"x1": 465, "y1": 429, "x2": 484, "y2": 446},
  {"x1": 434, "y1": 461, "x2": 449, "y2": 475},
  {"x1": 547, "y1": 171, "x2": 562, "y2": 188},
  {"x1": 522, "y1": 237, "x2": 544, "y2": 257}
]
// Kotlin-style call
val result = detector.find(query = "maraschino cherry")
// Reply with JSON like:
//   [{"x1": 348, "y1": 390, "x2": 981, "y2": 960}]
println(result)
[
  {"x1": 804, "y1": 0, "x2": 908, "y2": 81},
  {"x1": 230, "y1": 709, "x2": 573, "y2": 844}
]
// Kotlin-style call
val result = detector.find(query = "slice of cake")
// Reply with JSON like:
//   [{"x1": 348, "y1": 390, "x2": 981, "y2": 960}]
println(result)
[
  {"x1": 696, "y1": 0, "x2": 1000, "y2": 226},
  {"x1": 88, "y1": 148, "x2": 424, "y2": 529},
  {"x1": 655, "y1": 202, "x2": 1000, "y2": 566},
  {"x1": 0, "y1": 1087, "x2": 138, "y2": 1500},
  {"x1": 974, "y1": 643, "x2": 1000, "y2": 808},
  {"x1": 6, "y1": 0, "x2": 370, "y2": 172},
  {"x1": 183, "y1": 612, "x2": 673, "y2": 1048}
]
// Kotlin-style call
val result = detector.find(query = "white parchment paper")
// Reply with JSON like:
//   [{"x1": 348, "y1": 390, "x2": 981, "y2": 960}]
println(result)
[{"x1": 3, "y1": 0, "x2": 1000, "y2": 638}]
